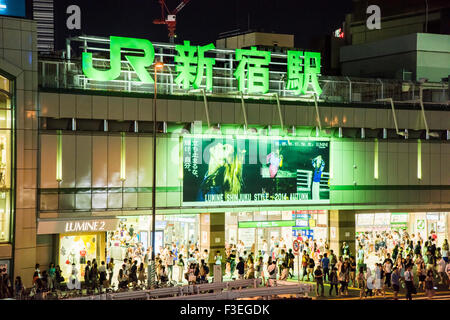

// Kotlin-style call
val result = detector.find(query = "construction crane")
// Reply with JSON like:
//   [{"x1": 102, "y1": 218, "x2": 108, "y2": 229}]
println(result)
[{"x1": 153, "y1": 0, "x2": 192, "y2": 43}]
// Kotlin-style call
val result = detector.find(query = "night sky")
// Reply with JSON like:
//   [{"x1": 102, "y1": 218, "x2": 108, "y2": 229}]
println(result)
[{"x1": 54, "y1": 0, "x2": 353, "y2": 50}]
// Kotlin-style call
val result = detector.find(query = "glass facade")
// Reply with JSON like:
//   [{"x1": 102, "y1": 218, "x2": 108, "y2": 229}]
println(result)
[
  {"x1": 0, "y1": 75, "x2": 13, "y2": 243},
  {"x1": 355, "y1": 212, "x2": 449, "y2": 270},
  {"x1": 225, "y1": 210, "x2": 328, "y2": 255},
  {"x1": 106, "y1": 214, "x2": 200, "y2": 262}
]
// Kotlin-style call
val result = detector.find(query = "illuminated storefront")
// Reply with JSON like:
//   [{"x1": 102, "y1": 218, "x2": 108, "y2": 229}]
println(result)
[
  {"x1": 59, "y1": 233, "x2": 106, "y2": 281},
  {"x1": 37, "y1": 219, "x2": 117, "y2": 281},
  {"x1": 225, "y1": 210, "x2": 328, "y2": 253},
  {"x1": 355, "y1": 212, "x2": 448, "y2": 269},
  {"x1": 0, "y1": 74, "x2": 13, "y2": 244},
  {"x1": 106, "y1": 215, "x2": 200, "y2": 262}
]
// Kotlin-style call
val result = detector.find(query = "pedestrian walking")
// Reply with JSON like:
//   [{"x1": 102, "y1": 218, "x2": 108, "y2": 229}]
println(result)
[
  {"x1": 138, "y1": 262, "x2": 146, "y2": 285},
  {"x1": 366, "y1": 268, "x2": 374, "y2": 297},
  {"x1": 357, "y1": 267, "x2": 366, "y2": 299},
  {"x1": 404, "y1": 265, "x2": 416, "y2": 301},
  {"x1": 314, "y1": 265, "x2": 324, "y2": 297},
  {"x1": 107, "y1": 258, "x2": 114, "y2": 286},
  {"x1": 84, "y1": 260, "x2": 91, "y2": 293},
  {"x1": 99, "y1": 261, "x2": 107, "y2": 293},
  {"x1": 267, "y1": 260, "x2": 277, "y2": 287},
  {"x1": 425, "y1": 269, "x2": 435, "y2": 299},
  {"x1": 14, "y1": 276, "x2": 25, "y2": 300},
  {"x1": 391, "y1": 267, "x2": 401, "y2": 300},
  {"x1": 177, "y1": 254, "x2": 185, "y2": 283},
  {"x1": 329, "y1": 267, "x2": 339, "y2": 296},
  {"x1": 236, "y1": 257, "x2": 245, "y2": 279}
]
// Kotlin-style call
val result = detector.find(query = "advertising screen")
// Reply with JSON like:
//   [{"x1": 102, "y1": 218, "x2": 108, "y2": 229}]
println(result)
[
  {"x1": 0, "y1": 0, "x2": 26, "y2": 18},
  {"x1": 182, "y1": 136, "x2": 330, "y2": 206}
]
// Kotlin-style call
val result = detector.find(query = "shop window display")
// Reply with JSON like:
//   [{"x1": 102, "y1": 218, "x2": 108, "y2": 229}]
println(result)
[{"x1": 59, "y1": 234, "x2": 98, "y2": 281}]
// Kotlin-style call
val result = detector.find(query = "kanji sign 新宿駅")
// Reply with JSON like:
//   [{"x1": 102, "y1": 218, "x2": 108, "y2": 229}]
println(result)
[{"x1": 82, "y1": 36, "x2": 322, "y2": 96}]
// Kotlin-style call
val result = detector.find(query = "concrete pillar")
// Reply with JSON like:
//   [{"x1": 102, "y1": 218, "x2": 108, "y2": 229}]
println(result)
[
  {"x1": 0, "y1": 17, "x2": 39, "y2": 288},
  {"x1": 200, "y1": 212, "x2": 225, "y2": 274},
  {"x1": 328, "y1": 210, "x2": 356, "y2": 257}
]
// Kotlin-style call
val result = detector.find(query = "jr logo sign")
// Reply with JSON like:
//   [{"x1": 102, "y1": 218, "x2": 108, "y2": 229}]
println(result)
[
  {"x1": 82, "y1": 36, "x2": 155, "y2": 83},
  {"x1": 82, "y1": 36, "x2": 322, "y2": 96}
]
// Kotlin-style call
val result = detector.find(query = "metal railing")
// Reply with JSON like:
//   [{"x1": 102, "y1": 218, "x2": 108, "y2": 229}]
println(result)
[
  {"x1": 37, "y1": 35, "x2": 449, "y2": 106},
  {"x1": 38, "y1": 58, "x2": 449, "y2": 107}
]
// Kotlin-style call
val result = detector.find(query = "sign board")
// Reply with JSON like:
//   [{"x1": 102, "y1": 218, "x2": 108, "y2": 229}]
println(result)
[
  {"x1": 238, "y1": 220, "x2": 296, "y2": 228},
  {"x1": 373, "y1": 213, "x2": 390, "y2": 226},
  {"x1": 37, "y1": 219, "x2": 120, "y2": 234},
  {"x1": 330, "y1": 227, "x2": 336, "y2": 239},
  {"x1": 303, "y1": 229, "x2": 314, "y2": 239},
  {"x1": 183, "y1": 136, "x2": 330, "y2": 206},
  {"x1": 356, "y1": 214, "x2": 374, "y2": 226},
  {"x1": 0, "y1": 0, "x2": 26, "y2": 18},
  {"x1": 82, "y1": 36, "x2": 322, "y2": 96},
  {"x1": 155, "y1": 221, "x2": 167, "y2": 229},
  {"x1": 292, "y1": 240, "x2": 300, "y2": 255},
  {"x1": 426, "y1": 213, "x2": 439, "y2": 221},
  {"x1": 417, "y1": 219, "x2": 426, "y2": 230},
  {"x1": 295, "y1": 219, "x2": 309, "y2": 228},
  {"x1": 391, "y1": 213, "x2": 408, "y2": 224}
]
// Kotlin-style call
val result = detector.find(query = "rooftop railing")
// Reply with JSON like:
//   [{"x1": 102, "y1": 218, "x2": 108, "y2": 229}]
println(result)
[{"x1": 37, "y1": 35, "x2": 449, "y2": 107}]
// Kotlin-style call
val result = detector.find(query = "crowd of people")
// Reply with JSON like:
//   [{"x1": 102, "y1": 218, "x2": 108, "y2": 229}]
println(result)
[{"x1": 3, "y1": 226, "x2": 449, "y2": 300}]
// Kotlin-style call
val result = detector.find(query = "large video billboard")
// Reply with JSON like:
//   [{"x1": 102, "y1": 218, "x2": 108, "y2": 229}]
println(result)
[
  {"x1": 0, "y1": 0, "x2": 26, "y2": 18},
  {"x1": 182, "y1": 136, "x2": 330, "y2": 206}
]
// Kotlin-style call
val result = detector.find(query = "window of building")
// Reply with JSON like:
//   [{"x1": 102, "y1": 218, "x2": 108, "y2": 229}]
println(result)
[{"x1": 0, "y1": 75, "x2": 13, "y2": 243}]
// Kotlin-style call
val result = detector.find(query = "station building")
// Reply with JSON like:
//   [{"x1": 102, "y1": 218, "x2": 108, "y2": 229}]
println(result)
[{"x1": 0, "y1": 15, "x2": 449, "y2": 286}]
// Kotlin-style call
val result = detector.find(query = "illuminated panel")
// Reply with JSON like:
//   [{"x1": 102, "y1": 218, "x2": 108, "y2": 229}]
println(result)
[
  {"x1": 120, "y1": 132, "x2": 126, "y2": 181},
  {"x1": 374, "y1": 138, "x2": 379, "y2": 180},
  {"x1": 56, "y1": 130, "x2": 62, "y2": 181},
  {"x1": 417, "y1": 139, "x2": 422, "y2": 180}
]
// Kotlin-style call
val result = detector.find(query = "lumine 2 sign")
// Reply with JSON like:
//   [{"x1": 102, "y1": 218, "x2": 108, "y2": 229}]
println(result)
[{"x1": 82, "y1": 36, "x2": 322, "y2": 96}]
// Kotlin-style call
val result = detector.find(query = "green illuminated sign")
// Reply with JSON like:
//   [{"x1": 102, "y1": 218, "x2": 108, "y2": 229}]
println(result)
[
  {"x1": 234, "y1": 47, "x2": 271, "y2": 94},
  {"x1": 174, "y1": 41, "x2": 216, "y2": 91},
  {"x1": 82, "y1": 36, "x2": 155, "y2": 83},
  {"x1": 238, "y1": 220, "x2": 296, "y2": 228},
  {"x1": 81, "y1": 36, "x2": 322, "y2": 96},
  {"x1": 287, "y1": 50, "x2": 322, "y2": 96}
]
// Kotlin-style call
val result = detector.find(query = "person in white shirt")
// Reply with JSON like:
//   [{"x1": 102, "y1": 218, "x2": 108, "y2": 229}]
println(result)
[
  {"x1": 166, "y1": 251, "x2": 174, "y2": 281},
  {"x1": 262, "y1": 240, "x2": 268, "y2": 256},
  {"x1": 366, "y1": 272, "x2": 374, "y2": 297},
  {"x1": 404, "y1": 265, "x2": 415, "y2": 301},
  {"x1": 202, "y1": 249, "x2": 209, "y2": 263},
  {"x1": 67, "y1": 263, "x2": 81, "y2": 291}
]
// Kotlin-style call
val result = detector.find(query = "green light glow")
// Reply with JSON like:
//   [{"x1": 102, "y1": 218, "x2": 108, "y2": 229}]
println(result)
[
  {"x1": 82, "y1": 36, "x2": 155, "y2": 83},
  {"x1": 56, "y1": 130, "x2": 62, "y2": 181},
  {"x1": 374, "y1": 138, "x2": 379, "y2": 179},
  {"x1": 287, "y1": 50, "x2": 322, "y2": 96},
  {"x1": 417, "y1": 139, "x2": 422, "y2": 180},
  {"x1": 234, "y1": 47, "x2": 271, "y2": 94},
  {"x1": 120, "y1": 132, "x2": 126, "y2": 181},
  {"x1": 179, "y1": 136, "x2": 183, "y2": 180},
  {"x1": 174, "y1": 41, "x2": 216, "y2": 91}
]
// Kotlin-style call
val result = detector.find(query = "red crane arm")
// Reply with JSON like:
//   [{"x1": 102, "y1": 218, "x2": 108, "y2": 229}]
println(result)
[{"x1": 171, "y1": 0, "x2": 191, "y2": 15}]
